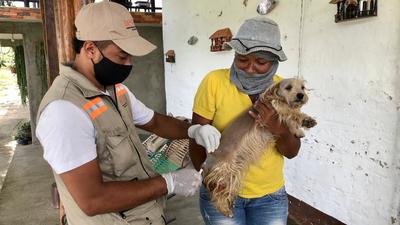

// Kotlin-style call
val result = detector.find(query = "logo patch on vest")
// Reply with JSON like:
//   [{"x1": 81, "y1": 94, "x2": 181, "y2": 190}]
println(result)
[{"x1": 83, "y1": 97, "x2": 108, "y2": 120}]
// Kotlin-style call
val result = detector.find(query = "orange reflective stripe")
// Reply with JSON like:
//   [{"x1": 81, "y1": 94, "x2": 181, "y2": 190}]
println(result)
[
  {"x1": 116, "y1": 88, "x2": 127, "y2": 97},
  {"x1": 89, "y1": 105, "x2": 108, "y2": 120},
  {"x1": 115, "y1": 84, "x2": 128, "y2": 97},
  {"x1": 83, "y1": 97, "x2": 102, "y2": 111},
  {"x1": 82, "y1": 97, "x2": 108, "y2": 120}
]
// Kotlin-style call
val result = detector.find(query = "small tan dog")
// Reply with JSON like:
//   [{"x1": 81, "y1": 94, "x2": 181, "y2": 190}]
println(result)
[{"x1": 203, "y1": 78, "x2": 317, "y2": 217}]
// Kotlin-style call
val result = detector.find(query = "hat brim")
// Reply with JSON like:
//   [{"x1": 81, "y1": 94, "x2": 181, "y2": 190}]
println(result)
[
  {"x1": 223, "y1": 39, "x2": 287, "y2": 62},
  {"x1": 113, "y1": 36, "x2": 156, "y2": 56}
]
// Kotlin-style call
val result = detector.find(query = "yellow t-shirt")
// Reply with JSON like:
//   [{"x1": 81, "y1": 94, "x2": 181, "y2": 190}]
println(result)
[{"x1": 193, "y1": 69, "x2": 284, "y2": 198}]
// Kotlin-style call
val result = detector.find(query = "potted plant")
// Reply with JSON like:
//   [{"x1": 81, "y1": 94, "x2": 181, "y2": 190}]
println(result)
[{"x1": 14, "y1": 121, "x2": 32, "y2": 145}]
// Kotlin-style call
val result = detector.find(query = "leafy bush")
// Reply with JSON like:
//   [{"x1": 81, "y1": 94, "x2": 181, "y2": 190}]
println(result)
[{"x1": 14, "y1": 46, "x2": 28, "y2": 104}]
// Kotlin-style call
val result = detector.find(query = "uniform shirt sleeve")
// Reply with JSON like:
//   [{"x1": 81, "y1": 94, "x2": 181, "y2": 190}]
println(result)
[
  {"x1": 192, "y1": 71, "x2": 219, "y2": 120},
  {"x1": 125, "y1": 87, "x2": 154, "y2": 125},
  {"x1": 36, "y1": 100, "x2": 97, "y2": 174}
]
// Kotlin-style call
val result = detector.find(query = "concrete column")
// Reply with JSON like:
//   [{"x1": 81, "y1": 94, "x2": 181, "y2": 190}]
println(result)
[
  {"x1": 124, "y1": 25, "x2": 166, "y2": 114},
  {"x1": 22, "y1": 24, "x2": 47, "y2": 143}
]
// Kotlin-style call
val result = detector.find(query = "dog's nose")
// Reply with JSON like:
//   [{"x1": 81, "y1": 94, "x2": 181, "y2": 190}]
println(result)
[{"x1": 296, "y1": 93, "x2": 304, "y2": 100}]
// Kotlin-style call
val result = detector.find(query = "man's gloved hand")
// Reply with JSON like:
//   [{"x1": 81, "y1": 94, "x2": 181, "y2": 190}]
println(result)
[
  {"x1": 161, "y1": 168, "x2": 202, "y2": 197},
  {"x1": 188, "y1": 124, "x2": 221, "y2": 153}
]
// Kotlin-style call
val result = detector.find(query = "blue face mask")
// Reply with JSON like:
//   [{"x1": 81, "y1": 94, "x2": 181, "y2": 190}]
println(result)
[{"x1": 91, "y1": 49, "x2": 132, "y2": 86}]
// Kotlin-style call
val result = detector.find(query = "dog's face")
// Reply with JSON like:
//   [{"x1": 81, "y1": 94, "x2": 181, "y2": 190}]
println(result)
[{"x1": 275, "y1": 78, "x2": 308, "y2": 108}]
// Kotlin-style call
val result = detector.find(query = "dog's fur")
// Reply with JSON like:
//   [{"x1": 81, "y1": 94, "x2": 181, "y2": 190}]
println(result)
[{"x1": 203, "y1": 78, "x2": 317, "y2": 217}]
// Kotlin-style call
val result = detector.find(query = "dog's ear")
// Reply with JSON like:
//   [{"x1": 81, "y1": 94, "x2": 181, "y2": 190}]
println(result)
[{"x1": 260, "y1": 82, "x2": 282, "y2": 103}]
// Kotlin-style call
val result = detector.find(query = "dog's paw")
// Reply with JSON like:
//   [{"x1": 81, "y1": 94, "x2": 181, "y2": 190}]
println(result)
[
  {"x1": 302, "y1": 117, "x2": 317, "y2": 128},
  {"x1": 294, "y1": 130, "x2": 305, "y2": 138}
]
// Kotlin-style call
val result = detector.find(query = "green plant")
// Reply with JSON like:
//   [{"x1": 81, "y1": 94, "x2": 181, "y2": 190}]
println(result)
[
  {"x1": 0, "y1": 0, "x2": 13, "y2": 6},
  {"x1": 0, "y1": 47, "x2": 14, "y2": 68},
  {"x1": 14, "y1": 45, "x2": 28, "y2": 105},
  {"x1": 0, "y1": 47, "x2": 15, "y2": 64},
  {"x1": 14, "y1": 121, "x2": 32, "y2": 144}
]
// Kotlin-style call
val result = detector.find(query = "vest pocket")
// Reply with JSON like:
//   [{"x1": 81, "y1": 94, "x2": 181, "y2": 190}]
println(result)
[
  {"x1": 124, "y1": 201, "x2": 165, "y2": 225},
  {"x1": 106, "y1": 134, "x2": 138, "y2": 178}
]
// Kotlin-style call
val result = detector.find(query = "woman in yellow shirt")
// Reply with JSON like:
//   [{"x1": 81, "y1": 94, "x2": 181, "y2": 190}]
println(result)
[{"x1": 190, "y1": 17, "x2": 301, "y2": 225}]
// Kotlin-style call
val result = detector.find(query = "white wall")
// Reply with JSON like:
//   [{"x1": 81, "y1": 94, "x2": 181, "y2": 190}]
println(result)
[
  {"x1": 162, "y1": 0, "x2": 302, "y2": 117},
  {"x1": 162, "y1": 0, "x2": 400, "y2": 224}
]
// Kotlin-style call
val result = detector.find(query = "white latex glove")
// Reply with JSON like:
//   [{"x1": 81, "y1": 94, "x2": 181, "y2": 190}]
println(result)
[
  {"x1": 161, "y1": 168, "x2": 202, "y2": 197},
  {"x1": 188, "y1": 124, "x2": 221, "y2": 153}
]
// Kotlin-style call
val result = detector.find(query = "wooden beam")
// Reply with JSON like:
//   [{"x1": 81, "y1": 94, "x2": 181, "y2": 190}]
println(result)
[
  {"x1": 54, "y1": 0, "x2": 93, "y2": 64},
  {"x1": 74, "y1": 0, "x2": 93, "y2": 16},
  {"x1": 40, "y1": 0, "x2": 59, "y2": 86},
  {"x1": 131, "y1": 12, "x2": 162, "y2": 24},
  {"x1": 288, "y1": 195, "x2": 346, "y2": 225},
  {"x1": 0, "y1": 7, "x2": 41, "y2": 22},
  {"x1": 40, "y1": 0, "x2": 92, "y2": 86},
  {"x1": 54, "y1": 0, "x2": 74, "y2": 63}
]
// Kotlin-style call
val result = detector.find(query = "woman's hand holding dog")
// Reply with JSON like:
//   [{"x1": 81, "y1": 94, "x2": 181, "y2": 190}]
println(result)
[
  {"x1": 249, "y1": 100, "x2": 301, "y2": 158},
  {"x1": 249, "y1": 100, "x2": 287, "y2": 137}
]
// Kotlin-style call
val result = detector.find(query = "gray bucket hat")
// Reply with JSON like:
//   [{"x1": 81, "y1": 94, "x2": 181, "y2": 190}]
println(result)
[{"x1": 224, "y1": 17, "x2": 287, "y2": 61}]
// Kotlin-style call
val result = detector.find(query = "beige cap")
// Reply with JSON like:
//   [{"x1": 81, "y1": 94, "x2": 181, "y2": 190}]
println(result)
[{"x1": 75, "y1": 1, "x2": 156, "y2": 56}]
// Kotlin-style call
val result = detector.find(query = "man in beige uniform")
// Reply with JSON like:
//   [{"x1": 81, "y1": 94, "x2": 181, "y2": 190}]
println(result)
[{"x1": 36, "y1": 1, "x2": 221, "y2": 224}]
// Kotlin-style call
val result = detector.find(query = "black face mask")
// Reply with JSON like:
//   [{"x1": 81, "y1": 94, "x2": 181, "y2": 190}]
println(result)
[{"x1": 91, "y1": 50, "x2": 132, "y2": 86}]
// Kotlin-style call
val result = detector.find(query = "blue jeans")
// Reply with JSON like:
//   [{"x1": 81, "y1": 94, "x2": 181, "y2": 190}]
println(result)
[{"x1": 199, "y1": 185, "x2": 288, "y2": 225}]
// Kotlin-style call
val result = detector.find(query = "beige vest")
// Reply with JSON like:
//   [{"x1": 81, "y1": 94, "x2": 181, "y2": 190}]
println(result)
[{"x1": 37, "y1": 64, "x2": 165, "y2": 225}]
